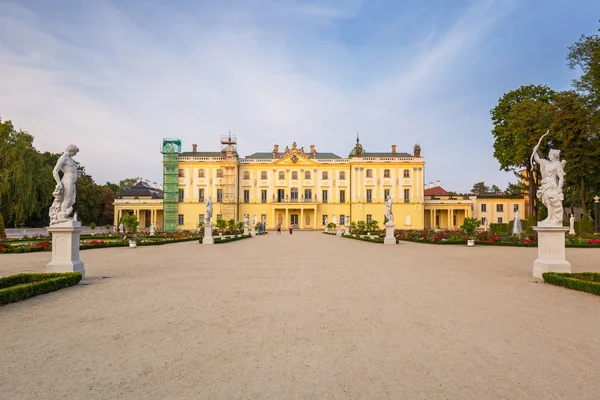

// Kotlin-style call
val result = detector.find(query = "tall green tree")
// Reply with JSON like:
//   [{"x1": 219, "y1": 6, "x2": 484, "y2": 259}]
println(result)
[
  {"x1": 490, "y1": 84, "x2": 556, "y2": 219},
  {"x1": 73, "y1": 167, "x2": 101, "y2": 225},
  {"x1": 470, "y1": 182, "x2": 489, "y2": 195},
  {"x1": 568, "y1": 25, "x2": 600, "y2": 110}
]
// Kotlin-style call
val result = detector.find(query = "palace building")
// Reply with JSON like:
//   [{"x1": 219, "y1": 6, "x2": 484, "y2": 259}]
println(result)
[{"x1": 113, "y1": 135, "x2": 525, "y2": 232}]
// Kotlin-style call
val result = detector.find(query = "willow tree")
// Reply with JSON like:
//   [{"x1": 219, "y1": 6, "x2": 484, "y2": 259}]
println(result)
[{"x1": 490, "y1": 85, "x2": 556, "y2": 219}]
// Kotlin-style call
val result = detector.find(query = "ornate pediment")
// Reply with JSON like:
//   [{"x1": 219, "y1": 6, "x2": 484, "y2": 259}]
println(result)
[{"x1": 273, "y1": 151, "x2": 317, "y2": 166}]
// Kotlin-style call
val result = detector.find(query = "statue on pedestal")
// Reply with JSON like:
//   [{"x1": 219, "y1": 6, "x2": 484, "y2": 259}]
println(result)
[
  {"x1": 206, "y1": 197, "x2": 213, "y2": 224},
  {"x1": 150, "y1": 224, "x2": 156, "y2": 236},
  {"x1": 385, "y1": 195, "x2": 394, "y2": 225},
  {"x1": 512, "y1": 210, "x2": 522, "y2": 235},
  {"x1": 252, "y1": 215, "x2": 257, "y2": 226},
  {"x1": 244, "y1": 214, "x2": 249, "y2": 225},
  {"x1": 531, "y1": 132, "x2": 566, "y2": 227},
  {"x1": 569, "y1": 214, "x2": 576, "y2": 235},
  {"x1": 119, "y1": 223, "x2": 124, "y2": 234},
  {"x1": 49, "y1": 145, "x2": 81, "y2": 225}
]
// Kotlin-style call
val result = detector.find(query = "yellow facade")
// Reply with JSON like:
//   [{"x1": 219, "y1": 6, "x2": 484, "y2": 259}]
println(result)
[
  {"x1": 171, "y1": 140, "x2": 426, "y2": 231},
  {"x1": 473, "y1": 195, "x2": 526, "y2": 227}
]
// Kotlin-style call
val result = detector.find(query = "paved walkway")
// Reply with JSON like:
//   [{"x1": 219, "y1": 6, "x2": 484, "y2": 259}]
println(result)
[{"x1": 1, "y1": 233, "x2": 600, "y2": 399}]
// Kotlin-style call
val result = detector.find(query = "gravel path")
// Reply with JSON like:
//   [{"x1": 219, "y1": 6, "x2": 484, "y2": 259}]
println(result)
[{"x1": 1, "y1": 233, "x2": 600, "y2": 399}]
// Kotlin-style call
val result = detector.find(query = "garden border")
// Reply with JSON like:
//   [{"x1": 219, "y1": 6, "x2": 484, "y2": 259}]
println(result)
[
  {"x1": 542, "y1": 272, "x2": 600, "y2": 296},
  {"x1": 0, "y1": 273, "x2": 82, "y2": 305},
  {"x1": 342, "y1": 234, "x2": 384, "y2": 244}
]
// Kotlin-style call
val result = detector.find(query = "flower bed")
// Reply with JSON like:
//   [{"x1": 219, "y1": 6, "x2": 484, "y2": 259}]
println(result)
[
  {"x1": 0, "y1": 272, "x2": 82, "y2": 305},
  {"x1": 0, "y1": 235, "x2": 203, "y2": 254},
  {"x1": 542, "y1": 272, "x2": 600, "y2": 296},
  {"x1": 395, "y1": 229, "x2": 600, "y2": 247}
]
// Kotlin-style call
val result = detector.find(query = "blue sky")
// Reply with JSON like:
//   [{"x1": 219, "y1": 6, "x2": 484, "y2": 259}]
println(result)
[{"x1": 0, "y1": 0, "x2": 598, "y2": 192}]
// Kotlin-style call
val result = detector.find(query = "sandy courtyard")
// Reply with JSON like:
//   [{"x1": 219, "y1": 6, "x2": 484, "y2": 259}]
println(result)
[{"x1": 1, "y1": 232, "x2": 600, "y2": 399}]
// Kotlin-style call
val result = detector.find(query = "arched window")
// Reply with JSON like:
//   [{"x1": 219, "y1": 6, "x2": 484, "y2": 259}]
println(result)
[
  {"x1": 304, "y1": 189, "x2": 312, "y2": 200},
  {"x1": 403, "y1": 169, "x2": 410, "y2": 178},
  {"x1": 366, "y1": 169, "x2": 373, "y2": 178},
  {"x1": 216, "y1": 169, "x2": 223, "y2": 178},
  {"x1": 322, "y1": 171, "x2": 329, "y2": 180},
  {"x1": 305, "y1": 171, "x2": 311, "y2": 179},
  {"x1": 198, "y1": 169, "x2": 205, "y2": 178},
  {"x1": 279, "y1": 171, "x2": 285, "y2": 179},
  {"x1": 261, "y1": 171, "x2": 267, "y2": 180},
  {"x1": 178, "y1": 169, "x2": 184, "y2": 177},
  {"x1": 243, "y1": 171, "x2": 250, "y2": 180},
  {"x1": 384, "y1": 169, "x2": 390, "y2": 178},
  {"x1": 292, "y1": 171, "x2": 298, "y2": 180},
  {"x1": 339, "y1": 171, "x2": 346, "y2": 180}
]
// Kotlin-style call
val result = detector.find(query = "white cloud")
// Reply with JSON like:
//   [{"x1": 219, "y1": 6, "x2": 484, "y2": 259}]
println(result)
[{"x1": 0, "y1": 0, "x2": 519, "y2": 192}]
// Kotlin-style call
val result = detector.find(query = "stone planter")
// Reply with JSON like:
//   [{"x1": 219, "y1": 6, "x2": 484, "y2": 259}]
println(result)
[
  {"x1": 467, "y1": 239, "x2": 475, "y2": 247},
  {"x1": 129, "y1": 240, "x2": 137, "y2": 248}
]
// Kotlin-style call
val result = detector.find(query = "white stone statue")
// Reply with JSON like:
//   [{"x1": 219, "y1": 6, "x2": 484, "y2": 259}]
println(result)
[
  {"x1": 119, "y1": 223, "x2": 124, "y2": 234},
  {"x1": 49, "y1": 144, "x2": 80, "y2": 225},
  {"x1": 531, "y1": 132, "x2": 566, "y2": 227},
  {"x1": 150, "y1": 224, "x2": 156, "y2": 236},
  {"x1": 569, "y1": 214, "x2": 575, "y2": 235},
  {"x1": 512, "y1": 210, "x2": 522, "y2": 235},
  {"x1": 252, "y1": 215, "x2": 257, "y2": 226},
  {"x1": 206, "y1": 196, "x2": 213, "y2": 224},
  {"x1": 385, "y1": 195, "x2": 394, "y2": 225},
  {"x1": 244, "y1": 214, "x2": 249, "y2": 225}
]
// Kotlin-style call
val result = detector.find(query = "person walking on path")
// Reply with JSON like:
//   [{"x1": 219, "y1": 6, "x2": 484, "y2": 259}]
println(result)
[
  {"x1": 277, "y1": 223, "x2": 281, "y2": 235},
  {"x1": 289, "y1": 223, "x2": 293, "y2": 234}
]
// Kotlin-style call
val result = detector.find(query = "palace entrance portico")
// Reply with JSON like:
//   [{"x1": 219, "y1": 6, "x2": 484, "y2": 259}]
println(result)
[{"x1": 271, "y1": 202, "x2": 318, "y2": 230}]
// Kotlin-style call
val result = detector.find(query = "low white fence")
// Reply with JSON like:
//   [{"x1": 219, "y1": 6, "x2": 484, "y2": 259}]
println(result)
[{"x1": 6, "y1": 226, "x2": 112, "y2": 238}]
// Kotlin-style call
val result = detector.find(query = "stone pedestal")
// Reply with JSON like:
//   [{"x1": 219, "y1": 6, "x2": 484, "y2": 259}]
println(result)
[
  {"x1": 384, "y1": 223, "x2": 396, "y2": 245},
  {"x1": 243, "y1": 223, "x2": 249, "y2": 235},
  {"x1": 251, "y1": 225, "x2": 256, "y2": 236},
  {"x1": 532, "y1": 226, "x2": 571, "y2": 279},
  {"x1": 203, "y1": 223, "x2": 214, "y2": 245},
  {"x1": 345, "y1": 224, "x2": 350, "y2": 235},
  {"x1": 47, "y1": 221, "x2": 85, "y2": 278},
  {"x1": 336, "y1": 225, "x2": 342, "y2": 236}
]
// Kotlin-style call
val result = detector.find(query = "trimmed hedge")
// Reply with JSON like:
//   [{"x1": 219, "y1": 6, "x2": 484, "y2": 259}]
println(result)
[
  {"x1": 0, "y1": 273, "x2": 82, "y2": 305},
  {"x1": 342, "y1": 234, "x2": 384, "y2": 244},
  {"x1": 213, "y1": 234, "x2": 252, "y2": 244},
  {"x1": 542, "y1": 272, "x2": 600, "y2": 296}
]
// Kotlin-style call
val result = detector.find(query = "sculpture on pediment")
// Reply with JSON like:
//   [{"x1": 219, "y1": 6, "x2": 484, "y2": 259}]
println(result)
[
  {"x1": 292, "y1": 142, "x2": 297, "y2": 150},
  {"x1": 414, "y1": 143, "x2": 421, "y2": 157}
]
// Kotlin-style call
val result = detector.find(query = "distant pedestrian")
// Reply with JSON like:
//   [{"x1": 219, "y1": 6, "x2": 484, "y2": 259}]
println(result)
[
  {"x1": 277, "y1": 223, "x2": 281, "y2": 235},
  {"x1": 289, "y1": 223, "x2": 293, "y2": 234}
]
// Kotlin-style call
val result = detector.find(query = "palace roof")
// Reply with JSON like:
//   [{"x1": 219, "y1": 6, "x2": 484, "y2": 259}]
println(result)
[
  {"x1": 424, "y1": 186, "x2": 450, "y2": 196},
  {"x1": 120, "y1": 181, "x2": 163, "y2": 199},
  {"x1": 245, "y1": 152, "x2": 342, "y2": 159}
]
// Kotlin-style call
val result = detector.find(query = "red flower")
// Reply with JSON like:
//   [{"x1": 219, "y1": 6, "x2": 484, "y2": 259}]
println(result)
[{"x1": 434, "y1": 235, "x2": 441, "y2": 242}]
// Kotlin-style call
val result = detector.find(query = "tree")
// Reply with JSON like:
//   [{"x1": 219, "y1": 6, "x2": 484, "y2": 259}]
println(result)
[
  {"x1": 470, "y1": 182, "x2": 489, "y2": 195},
  {"x1": 0, "y1": 213, "x2": 5, "y2": 240},
  {"x1": 503, "y1": 182, "x2": 525, "y2": 197},
  {"x1": 568, "y1": 25, "x2": 600, "y2": 110},
  {"x1": 73, "y1": 167, "x2": 101, "y2": 225},
  {"x1": 118, "y1": 177, "x2": 142, "y2": 195},
  {"x1": 490, "y1": 85, "x2": 557, "y2": 219},
  {"x1": 97, "y1": 185, "x2": 116, "y2": 226},
  {"x1": 551, "y1": 90, "x2": 599, "y2": 216},
  {"x1": 489, "y1": 184, "x2": 501, "y2": 195}
]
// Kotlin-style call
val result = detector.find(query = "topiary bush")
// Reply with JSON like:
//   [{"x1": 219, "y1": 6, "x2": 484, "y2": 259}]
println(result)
[
  {"x1": 0, "y1": 273, "x2": 82, "y2": 305},
  {"x1": 575, "y1": 214, "x2": 594, "y2": 234}
]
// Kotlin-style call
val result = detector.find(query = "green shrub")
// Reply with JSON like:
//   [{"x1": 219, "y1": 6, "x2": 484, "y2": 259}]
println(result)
[
  {"x1": 489, "y1": 223, "x2": 509, "y2": 234},
  {"x1": 575, "y1": 215, "x2": 594, "y2": 234},
  {"x1": 0, "y1": 273, "x2": 82, "y2": 305},
  {"x1": 89, "y1": 222, "x2": 97, "y2": 230},
  {"x1": 342, "y1": 234, "x2": 384, "y2": 244},
  {"x1": 213, "y1": 234, "x2": 251, "y2": 244},
  {"x1": 542, "y1": 272, "x2": 600, "y2": 296},
  {"x1": 525, "y1": 215, "x2": 536, "y2": 234},
  {"x1": 461, "y1": 218, "x2": 480, "y2": 237},
  {"x1": 121, "y1": 214, "x2": 139, "y2": 235},
  {"x1": 0, "y1": 214, "x2": 6, "y2": 240}
]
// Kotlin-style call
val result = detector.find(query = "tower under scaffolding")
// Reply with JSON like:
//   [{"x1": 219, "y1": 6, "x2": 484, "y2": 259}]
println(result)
[
  {"x1": 219, "y1": 133, "x2": 238, "y2": 222},
  {"x1": 161, "y1": 138, "x2": 181, "y2": 232}
]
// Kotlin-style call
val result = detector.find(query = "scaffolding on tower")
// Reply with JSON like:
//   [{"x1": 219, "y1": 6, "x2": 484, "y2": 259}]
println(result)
[
  {"x1": 219, "y1": 133, "x2": 238, "y2": 222},
  {"x1": 161, "y1": 138, "x2": 181, "y2": 232}
]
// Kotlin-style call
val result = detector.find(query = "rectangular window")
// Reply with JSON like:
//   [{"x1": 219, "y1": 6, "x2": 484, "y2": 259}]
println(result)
[
  {"x1": 481, "y1": 217, "x2": 487, "y2": 226},
  {"x1": 514, "y1": 204, "x2": 519, "y2": 212},
  {"x1": 178, "y1": 214, "x2": 184, "y2": 225},
  {"x1": 198, "y1": 189, "x2": 204, "y2": 202},
  {"x1": 498, "y1": 217, "x2": 503, "y2": 223},
  {"x1": 243, "y1": 171, "x2": 250, "y2": 180},
  {"x1": 496, "y1": 204, "x2": 504, "y2": 212},
  {"x1": 366, "y1": 214, "x2": 372, "y2": 223},
  {"x1": 404, "y1": 189, "x2": 410, "y2": 203},
  {"x1": 199, "y1": 214, "x2": 204, "y2": 224},
  {"x1": 340, "y1": 171, "x2": 346, "y2": 180},
  {"x1": 339, "y1": 215, "x2": 345, "y2": 225},
  {"x1": 322, "y1": 171, "x2": 329, "y2": 180},
  {"x1": 322, "y1": 215, "x2": 328, "y2": 226},
  {"x1": 178, "y1": 169, "x2": 184, "y2": 177},
  {"x1": 217, "y1": 189, "x2": 223, "y2": 203},
  {"x1": 322, "y1": 190, "x2": 328, "y2": 203},
  {"x1": 261, "y1": 190, "x2": 267, "y2": 203},
  {"x1": 384, "y1": 189, "x2": 390, "y2": 200},
  {"x1": 178, "y1": 189, "x2": 184, "y2": 202},
  {"x1": 366, "y1": 189, "x2": 372, "y2": 203},
  {"x1": 481, "y1": 204, "x2": 487, "y2": 212},
  {"x1": 216, "y1": 214, "x2": 222, "y2": 221},
  {"x1": 340, "y1": 190, "x2": 345, "y2": 204},
  {"x1": 243, "y1": 190, "x2": 249, "y2": 203}
]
